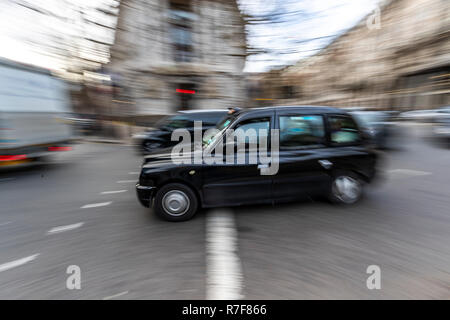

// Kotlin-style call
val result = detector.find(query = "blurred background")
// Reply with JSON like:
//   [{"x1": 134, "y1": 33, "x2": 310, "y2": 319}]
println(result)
[{"x1": 0, "y1": 0, "x2": 449, "y2": 299}]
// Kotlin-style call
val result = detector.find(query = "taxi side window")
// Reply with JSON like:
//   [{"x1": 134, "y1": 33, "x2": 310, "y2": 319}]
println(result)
[
  {"x1": 328, "y1": 115, "x2": 361, "y2": 145},
  {"x1": 233, "y1": 117, "x2": 270, "y2": 144},
  {"x1": 279, "y1": 115, "x2": 325, "y2": 148}
]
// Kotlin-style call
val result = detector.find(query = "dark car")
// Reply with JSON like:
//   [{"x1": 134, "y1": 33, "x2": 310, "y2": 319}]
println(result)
[
  {"x1": 133, "y1": 110, "x2": 228, "y2": 154},
  {"x1": 431, "y1": 106, "x2": 450, "y2": 144},
  {"x1": 136, "y1": 106, "x2": 378, "y2": 221},
  {"x1": 65, "y1": 113, "x2": 100, "y2": 136},
  {"x1": 350, "y1": 111, "x2": 403, "y2": 150}
]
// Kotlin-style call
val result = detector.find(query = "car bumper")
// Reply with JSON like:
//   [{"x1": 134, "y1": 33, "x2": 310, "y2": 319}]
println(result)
[{"x1": 136, "y1": 184, "x2": 157, "y2": 208}]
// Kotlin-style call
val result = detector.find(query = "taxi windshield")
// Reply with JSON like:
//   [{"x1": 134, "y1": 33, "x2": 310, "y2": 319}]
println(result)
[{"x1": 202, "y1": 115, "x2": 235, "y2": 149}]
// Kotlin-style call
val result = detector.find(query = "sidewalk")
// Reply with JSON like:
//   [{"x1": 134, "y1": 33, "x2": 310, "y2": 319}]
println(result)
[
  {"x1": 76, "y1": 123, "x2": 143, "y2": 145},
  {"x1": 77, "y1": 135, "x2": 131, "y2": 145}
]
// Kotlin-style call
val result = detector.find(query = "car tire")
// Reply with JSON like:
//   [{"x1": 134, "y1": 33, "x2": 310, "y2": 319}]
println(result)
[
  {"x1": 328, "y1": 171, "x2": 363, "y2": 205},
  {"x1": 154, "y1": 183, "x2": 198, "y2": 222}
]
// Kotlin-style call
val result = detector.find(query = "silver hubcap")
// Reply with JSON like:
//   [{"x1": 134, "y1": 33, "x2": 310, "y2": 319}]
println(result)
[
  {"x1": 333, "y1": 176, "x2": 361, "y2": 203},
  {"x1": 162, "y1": 190, "x2": 190, "y2": 216}
]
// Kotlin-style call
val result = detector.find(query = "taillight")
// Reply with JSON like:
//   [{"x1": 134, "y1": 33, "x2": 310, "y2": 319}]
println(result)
[{"x1": 0, "y1": 155, "x2": 27, "y2": 161}]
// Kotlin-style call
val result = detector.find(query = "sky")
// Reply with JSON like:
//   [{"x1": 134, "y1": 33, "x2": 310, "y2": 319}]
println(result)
[
  {"x1": 240, "y1": 0, "x2": 380, "y2": 72},
  {"x1": 0, "y1": 0, "x2": 118, "y2": 72},
  {"x1": 0, "y1": 0, "x2": 380, "y2": 74}
]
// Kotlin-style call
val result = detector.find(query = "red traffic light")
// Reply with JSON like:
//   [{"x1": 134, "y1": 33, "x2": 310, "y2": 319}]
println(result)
[{"x1": 176, "y1": 89, "x2": 196, "y2": 94}]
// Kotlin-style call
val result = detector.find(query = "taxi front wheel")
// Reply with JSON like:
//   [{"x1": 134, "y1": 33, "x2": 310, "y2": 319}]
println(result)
[{"x1": 154, "y1": 183, "x2": 198, "y2": 222}]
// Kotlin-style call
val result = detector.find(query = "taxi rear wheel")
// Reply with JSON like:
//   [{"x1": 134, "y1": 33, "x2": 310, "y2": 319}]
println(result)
[
  {"x1": 328, "y1": 171, "x2": 363, "y2": 204},
  {"x1": 154, "y1": 183, "x2": 198, "y2": 222}
]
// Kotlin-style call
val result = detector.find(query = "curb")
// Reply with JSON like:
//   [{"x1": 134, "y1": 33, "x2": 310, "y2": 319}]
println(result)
[{"x1": 76, "y1": 137, "x2": 131, "y2": 145}]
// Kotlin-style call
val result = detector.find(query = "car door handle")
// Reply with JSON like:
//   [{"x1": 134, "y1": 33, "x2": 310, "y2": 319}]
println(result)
[
  {"x1": 258, "y1": 163, "x2": 269, "y2": 169},
  {"x1": 318, "y1": 159, "x2": 333, "y2": 169}
]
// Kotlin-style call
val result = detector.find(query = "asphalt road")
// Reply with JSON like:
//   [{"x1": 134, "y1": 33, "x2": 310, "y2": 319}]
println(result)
[{"x1": 0, "y1": 123, "x2": 449, "y2": 299}]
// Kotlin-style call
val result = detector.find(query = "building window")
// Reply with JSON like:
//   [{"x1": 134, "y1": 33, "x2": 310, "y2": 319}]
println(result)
[
  {"x1": 169, "y1": 1, "x2": 195, "y2": 62},
  {"x1": 281, "y1": 85, "x2": 296, "y2": 99}
]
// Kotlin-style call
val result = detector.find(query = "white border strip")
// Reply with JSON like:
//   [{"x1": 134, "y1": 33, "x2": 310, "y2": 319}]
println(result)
[
  {"x1": 206, "y1": 209, "x2": 244, "y2": 300},
  {"x1": 0, "y1": 254, "x2": 39, "y2": 273},
  {"x1": 387, "y1": 169, "x2": 431, "y2": 176},
  {"x1": 81, "y1": 202, "x2": 112, "y2": 209},
  {"x1": 102, "y1": 291, "x2": 129, "y2": 300},
  {"x1": 116, "y1": 180, "x2": 136, "y2": 184},
  {"x1": 101, "y1": 190, "x2": 127, "y2": 195},
  {"x1": 47, "y1": 222, "x2": 84, "y2": 235}
]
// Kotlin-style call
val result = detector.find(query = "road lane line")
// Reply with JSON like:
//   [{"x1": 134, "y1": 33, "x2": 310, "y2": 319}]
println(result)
[
  {"x1": 81, "y1": 202, "x2": 112, "y2": 209},
  {"x1": 102, "y1": 291, "x2": 129, "y2": 300},
  {"x1": 47, "y1": 222, "x2": 84, "y2": 235},
  {"x1": 101, "y1": 190, "x2": 127, "y2": 195},
  {"x1": 116, "y1": 180, "x2": 136, "y2": 184},
  {"x1": 387, "y1": 169, "x2": 432, "y2": 177},
  {"x1": 206, "y1": 209, "x2": 243, "y2": 300},
  {"x1": 128, "y1": 172, "x2": 140, "y2": 175},
  {"x1": 0, "y1": 222, "x2": 12, "y2": 227},
  {"x1": 0, "y1": 254, "x2": 39, "y2": 273}
]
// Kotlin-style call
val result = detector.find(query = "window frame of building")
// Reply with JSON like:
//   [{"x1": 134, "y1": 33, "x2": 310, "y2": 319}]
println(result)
[
  {"x1": 168, "y1": 0, "x2": 195, "y2": 62},
  {"x1": 281, "y1": 85, "x2": 296, "y2": 99}
]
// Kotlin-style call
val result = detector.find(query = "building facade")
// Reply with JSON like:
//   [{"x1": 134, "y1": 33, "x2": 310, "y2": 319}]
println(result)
[
  {"x1": 256, "y1": 0, "x2": 450, "y2": 111},
  {"x1": 108, "y1": 0, "x2": 247, "y2": 116}
]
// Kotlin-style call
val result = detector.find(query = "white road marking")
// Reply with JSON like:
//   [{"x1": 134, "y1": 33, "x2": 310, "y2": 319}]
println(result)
[
  {"x1": 102, "y1": 291, "x2": 129, "y2": 300},
  {"x1": 101, "y1": 190, "x2": 127, "y2": 195},
  {"x1": 47, "y1": 222, "x2": 84, "y2": 235},
  {"x1": 128, "y1": 172, "x2": 140, "y2": 175},
  {"x1": 206, "y1": 209, "x2": 243, "y2": 300},
  {"x1": 0, "y1": 222, "x2": 12, "y2": 227},
  {"x1": 387, "y1": 169, "x2": 432, "y2": 177},
  {"x1": 116, "y1": 180, "x2": 136, "y2": 184},
  {"x1": 0, "y1": 254, "x2": 39, "y2": 273},
  {"x1": 177, "y1": 289, "x2": 197, "y2": 293},
  {"x1": 81, "y1": 202, "x2": 112, "y2": 209}
]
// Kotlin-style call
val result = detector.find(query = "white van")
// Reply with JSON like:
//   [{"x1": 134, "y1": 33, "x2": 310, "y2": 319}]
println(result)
[{"x1": 0, "y1": 58, "x2": 73, "y2": 166}]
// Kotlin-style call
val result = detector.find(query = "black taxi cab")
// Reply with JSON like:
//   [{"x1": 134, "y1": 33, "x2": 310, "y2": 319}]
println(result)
[{"x1": 136, "y1": 106, "x2": 378, "y2": 221}]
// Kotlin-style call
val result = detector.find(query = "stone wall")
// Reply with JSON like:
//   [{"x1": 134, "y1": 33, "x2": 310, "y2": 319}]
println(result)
[{"x1": 108, "y1": 0, "x2": 247, "y2": 115}]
